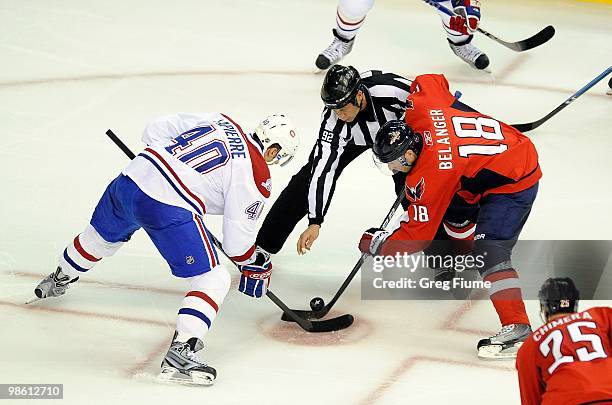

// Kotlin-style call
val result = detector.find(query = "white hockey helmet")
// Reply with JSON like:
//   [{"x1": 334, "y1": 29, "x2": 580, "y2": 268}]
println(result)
[{"x1": 255, "y1": 114, "x2": 299, "y2": 166}]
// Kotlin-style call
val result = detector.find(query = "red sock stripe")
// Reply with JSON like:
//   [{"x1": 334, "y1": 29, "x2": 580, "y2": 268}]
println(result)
[
  {"x1": 337, "y1": 9, "x2": 365, "y2": 26},
  {"x1": 73, "y1": 235, "x2": 100, "y2": 262},
  {"x1": 484, "y1": 269, "x2": 518, "y2": 283},
  {"x1": 186, "y1": 291, "x2": 219, "y2": 313}
]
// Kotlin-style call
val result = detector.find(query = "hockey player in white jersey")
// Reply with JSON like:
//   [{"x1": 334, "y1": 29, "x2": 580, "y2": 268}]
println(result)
[
  {"x1": 316, "y1": 0, "x2": 488, "y2": 71},
  {"x1": 31, "y1": 112, "x2": 299, "y2": 386}
]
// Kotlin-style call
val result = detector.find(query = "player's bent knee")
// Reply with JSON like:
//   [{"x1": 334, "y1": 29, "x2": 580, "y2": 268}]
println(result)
[
  {"x1": 188, "y1": 265, "x2": 231, "y2": 305},
  {"x1": 338, "y1": 0, "x2": 374, "y2": 19},
  {"x1": 80, "y1": 224, "x2": 123, "y2": 258}
]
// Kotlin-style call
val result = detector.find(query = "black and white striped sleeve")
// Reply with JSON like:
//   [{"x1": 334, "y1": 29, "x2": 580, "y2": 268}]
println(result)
[{"x1": 307, "y1": 109, "x2": 349, "y2": 226}]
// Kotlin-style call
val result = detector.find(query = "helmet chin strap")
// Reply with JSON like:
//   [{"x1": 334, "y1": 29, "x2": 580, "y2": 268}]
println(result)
[{"x1": 398, "y1": 154, "x2": 413, "y2": 168}]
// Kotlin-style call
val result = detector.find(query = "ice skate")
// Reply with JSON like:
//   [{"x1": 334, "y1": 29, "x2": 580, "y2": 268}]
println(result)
[
  {"x1": 28, "y1": 267, "x2": 79, "y2": 304},
  {"x1": 315, "y1": 29, "x2": 354, "y2": 71},
  {"x1": 448, "y1": 39, "x2": 490, "y2": 70},
  {"x1": 159, "y1": 336, "x2": 216, "y2": 386},
  {"x1": 477, "y1": 323, "x2": 531, "y2": 360}
]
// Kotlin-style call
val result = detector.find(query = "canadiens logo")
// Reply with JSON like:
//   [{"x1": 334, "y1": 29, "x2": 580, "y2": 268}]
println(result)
[
  {"x1": 261, "y1": 178, "x2": 272, "y2": 192},
  {"x1": 406, "y1": 99, "x2": 414, "y2": 110},
  {"x1": 423, "y1": 131, "x2": 433, "y2": 146},
  {"x1": 406, "y1": 177, "x2": 425, "y2": 202}
]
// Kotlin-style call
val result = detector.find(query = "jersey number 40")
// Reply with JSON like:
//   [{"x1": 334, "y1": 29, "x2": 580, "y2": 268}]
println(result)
[{"x1": 165, "y1": 125, "x2": 230, "y2": 174}]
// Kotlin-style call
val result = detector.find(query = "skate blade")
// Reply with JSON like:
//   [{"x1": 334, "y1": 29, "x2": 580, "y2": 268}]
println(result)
[
  {"x1": 158, "y1": 366, "x2": 215, "y2": 386},
  {"x1": 25, "y1": 296, "x2": 42, "y2": 305},
  {"x1": 312, "y1": 66, "x2": 325, "y2": 74},
  {"x1": 477, "y1": 342, "x2": 523, "y2": 360}
]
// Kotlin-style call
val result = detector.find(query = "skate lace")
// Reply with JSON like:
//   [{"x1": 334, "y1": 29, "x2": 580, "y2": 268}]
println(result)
[
  {"x1": 321, "y1": 38, "x2": 351, "y2": 63},
  {"x1": 184, "y1": 346, "x2": 206, "y2": 365},
  {"x1": 492, "y1": 324, "x2": 515, "y2": 338},
  {"x1": 453, "y1": 43, "x2": 482, "y2": 63}
]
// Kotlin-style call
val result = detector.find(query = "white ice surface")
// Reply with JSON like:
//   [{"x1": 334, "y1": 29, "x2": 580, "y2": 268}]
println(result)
[{"x1": 0, "y1": 0, "x2": 611, "y2": 404}]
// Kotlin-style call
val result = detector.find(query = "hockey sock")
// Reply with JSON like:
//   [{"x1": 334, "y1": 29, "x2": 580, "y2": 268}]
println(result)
[
  {"x1": 176, "y1": 265, "x2": 231, "y2": 340},
  {"x1": 484, "y1": 267, "x2": 530, "y2": 326},
  {"x1": 59, "y1": 224, "x2": 122, "y2": 279},
  {"x1": 335, "y1": 0, "x2": 374, "y2": 40}
]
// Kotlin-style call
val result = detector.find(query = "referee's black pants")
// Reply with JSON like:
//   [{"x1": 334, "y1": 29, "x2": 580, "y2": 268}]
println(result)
[{"x1": 256, "y1": 144, "x2": 408, "y2": 254}]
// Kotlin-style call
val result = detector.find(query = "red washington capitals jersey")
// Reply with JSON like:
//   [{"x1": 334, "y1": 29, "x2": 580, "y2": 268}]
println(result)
[
  {"x1": 382, "y1": 74, "x2": 541, "y2": 254},
  {"x1": 516, "y1": 307, "x2": 612, "y2": 405}
]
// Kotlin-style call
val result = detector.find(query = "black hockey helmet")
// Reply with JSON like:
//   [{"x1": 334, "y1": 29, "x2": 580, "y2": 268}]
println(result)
[
  {"x1": 320, "y1": 65, "x2": 361, "y2": 109},
  {"x1": 373, "y1": 120, "x2": 423, "y2": 164},
  {"x1": 538, "y1": 277, "x2": 580, "y2": 319}
]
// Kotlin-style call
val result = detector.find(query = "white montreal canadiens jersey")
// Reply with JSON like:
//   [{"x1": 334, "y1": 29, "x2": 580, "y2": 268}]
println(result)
[{"x1": 122, "y1": 112, "x2": 271, "y2": 261}]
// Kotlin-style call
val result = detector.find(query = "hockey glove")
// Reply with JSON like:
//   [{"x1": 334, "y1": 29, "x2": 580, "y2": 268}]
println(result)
[
  {"x1": 238, "y1": 250, "x2": 272, "y2": 298},
  {"x1": 358, "y1": 227, "x2": 390, "y2": 256},
  {"x1": 450, "y1": 0, "x2": 481, "y2": 35}
]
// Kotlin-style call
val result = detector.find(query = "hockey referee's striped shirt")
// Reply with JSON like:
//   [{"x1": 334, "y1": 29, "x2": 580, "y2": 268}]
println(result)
[{"x1": 308, "y1": 70, "x2": 412, "y2": 225}]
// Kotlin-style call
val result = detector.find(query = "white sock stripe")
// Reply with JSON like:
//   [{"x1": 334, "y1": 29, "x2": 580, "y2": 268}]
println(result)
[
  {"x1": 443, "y1": 223, "x2": 476, "y2": 239},
  {"x1": 183, "y1": 296, "x2": 218, "y2": 321},
  {"x1": 65, "y1": 244, "x2": 97, "y2": 269},
  {"x1": 488, "y1": 278, "x2": 522, "y2": 296}
]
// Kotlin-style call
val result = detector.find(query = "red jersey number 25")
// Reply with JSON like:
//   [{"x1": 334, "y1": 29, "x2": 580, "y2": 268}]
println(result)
[{"x1": 452, "y1": 116, "x2": 508, "y2": 158}]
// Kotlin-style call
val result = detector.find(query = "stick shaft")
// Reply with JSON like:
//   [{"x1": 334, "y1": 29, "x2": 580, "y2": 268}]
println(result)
[
  {"x1": 513, "y1": 66, "x2": 612, "y2": 132},
  {"x1": 324, "y1": 188, "x2": 405, "y2": 310}
]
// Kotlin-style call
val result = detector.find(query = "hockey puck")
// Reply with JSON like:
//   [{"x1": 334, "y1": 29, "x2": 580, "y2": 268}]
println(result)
[{"x1": 310, "y1": 297, "x2": 325, "y2": 312}]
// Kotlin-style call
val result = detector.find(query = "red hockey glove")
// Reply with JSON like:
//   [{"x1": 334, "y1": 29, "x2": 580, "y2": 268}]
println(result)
[
  {"x1": 358, "y1": 227, "x2": 390, "y2": 256},
  {"x1": 450, "y1": 0, "x2": 481, "y2": 35}
]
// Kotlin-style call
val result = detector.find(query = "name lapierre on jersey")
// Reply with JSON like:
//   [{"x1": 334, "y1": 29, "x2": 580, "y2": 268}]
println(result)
[
  {"x1": 215, "y1": 117, "x2": 272, "y2": 220},
  {"x1": 215, "y1": 118, "x2": 247, "y2": 159}
]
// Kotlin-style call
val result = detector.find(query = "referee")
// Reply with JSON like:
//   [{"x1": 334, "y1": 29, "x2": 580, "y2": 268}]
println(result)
[{"x1": 256, "y1": 65, "x2": 412, "y2": 255}]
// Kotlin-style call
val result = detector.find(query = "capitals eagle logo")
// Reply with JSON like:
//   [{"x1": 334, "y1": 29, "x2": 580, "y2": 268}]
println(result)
[{"x1": 406, "y1": 177, "x2": 425, "y2": 202}]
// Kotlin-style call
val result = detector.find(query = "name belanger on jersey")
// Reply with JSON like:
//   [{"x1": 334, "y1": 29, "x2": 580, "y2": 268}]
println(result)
[{"x1": 429, "y1": 109, "x2": 453, "y2": 170}]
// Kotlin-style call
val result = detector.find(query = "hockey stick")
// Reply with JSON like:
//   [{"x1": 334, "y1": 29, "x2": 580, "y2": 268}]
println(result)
[
  {"x1": 281, "y1": 187, "x2": 406, "y2": 322},
  {"x1": 422, "y1": 0, "x2": 555, "y2": 52},
  {"x1": 104, "y1": 129, "x2": 353, "y2": 333},
  {"x1": 512, "y1": 66, "x2": 612, "y2": 132}
]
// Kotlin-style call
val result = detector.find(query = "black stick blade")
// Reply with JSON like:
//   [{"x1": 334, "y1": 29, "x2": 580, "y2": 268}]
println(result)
[
  {"x1": 281, "y1": 307, "x2": 329, "y2": 321},
  {"x1": 515, "y1": 25, "x2": 555, "y2": 52},
  {"x1": 308, "y1": 314, "x2": 354, "y2": 333}
]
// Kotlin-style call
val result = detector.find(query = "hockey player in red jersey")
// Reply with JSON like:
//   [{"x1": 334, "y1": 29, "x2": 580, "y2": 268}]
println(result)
[
  {"x1": 358, "y1": 73, "x2": 541, "y2": 359},
  {"x1": 516, "y1": 278, "x2": 612, "y2": 404}
]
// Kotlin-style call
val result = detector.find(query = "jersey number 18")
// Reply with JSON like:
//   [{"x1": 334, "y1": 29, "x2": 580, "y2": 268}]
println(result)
[{"x1": 452, "y1": 116, "x2": 508, "y2": 158}]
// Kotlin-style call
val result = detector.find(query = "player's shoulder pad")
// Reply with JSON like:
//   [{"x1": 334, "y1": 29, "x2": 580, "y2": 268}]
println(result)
[
  {"x1": 411, "y1": 74, "x2": 451, "y2": 94},
  {"x1": 221, "y1": 114, "x2": 271, "y2": 199}
]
